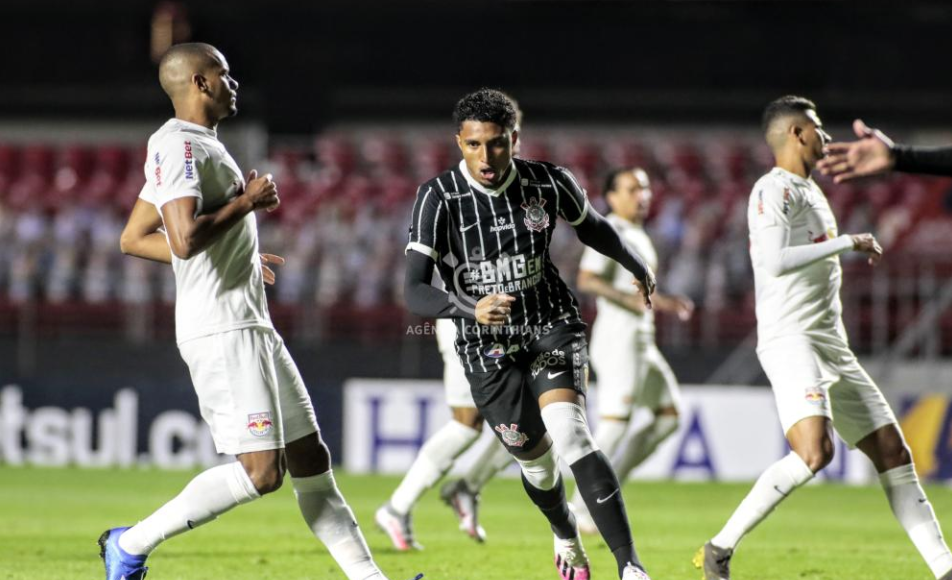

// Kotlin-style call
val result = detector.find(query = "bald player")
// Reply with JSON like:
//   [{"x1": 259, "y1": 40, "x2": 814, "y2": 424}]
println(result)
[
  {"x1": 694, "y1": 95, "x2": 952, "y2": 580},
  {"x1": 100, "y1": 43, "x2": 400, "y2": 580}
]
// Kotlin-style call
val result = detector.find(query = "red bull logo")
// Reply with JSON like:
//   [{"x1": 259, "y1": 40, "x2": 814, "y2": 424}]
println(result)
[
  {"x1": 804, "y1": 387, "x2": 827, "y2": 405},
  {"x1": 247, "y1": 412, "x2": 274, "y2": 437}
]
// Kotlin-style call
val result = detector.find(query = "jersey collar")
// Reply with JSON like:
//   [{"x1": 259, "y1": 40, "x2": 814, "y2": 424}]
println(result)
[
  {"x1": 772, "y1": 166, "x2": 812, "y2": 185},
  {"x1": 458, "y1": 159, "x2": 518, "y2": 197},
  {"x1": 167, "y1": 118, "x2": 218, "y2": 139}
]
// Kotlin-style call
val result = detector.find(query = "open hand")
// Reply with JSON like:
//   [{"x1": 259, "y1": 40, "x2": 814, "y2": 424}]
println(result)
[
  {"x1": 818, "y1": 119, "x2": 896, "y2": 183},
  {"x1": 632, "y1": 266, "x2": 656, "y2": 309}
]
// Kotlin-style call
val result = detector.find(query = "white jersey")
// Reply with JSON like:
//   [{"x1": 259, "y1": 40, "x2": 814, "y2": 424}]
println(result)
[
  {"x1": 140, "y1": 118, "x2": 272, "y2": 344},
  {"x1": 748, "y1": 167, "x2": 849, "y2": 349},
  {"x1": 579, "y1": 213, "x2": 657, "y2": 341}
]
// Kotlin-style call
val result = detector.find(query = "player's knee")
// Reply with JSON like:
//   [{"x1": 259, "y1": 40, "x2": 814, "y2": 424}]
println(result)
[
  {"x1": 799, "y1": 442, "x2": 835, "y2": 472},
  {"x1": 540, "y1": 402, "x2": 597, "y2": 465},
  {"x1": 248, "y1": 463, "x2": 285, "y2": 495},
  {"x1": 880, "y1": 439, "x2": 912, "y2": 469},
  {"x1": 654, "y1": 412, "x2": 680, "y2": 439},
  {"x1": 517, "y1": 445, "x2": 559, "y2": 490},
  {"x1": 451, "y1": 406, "x2": 484, "y2": 430}
]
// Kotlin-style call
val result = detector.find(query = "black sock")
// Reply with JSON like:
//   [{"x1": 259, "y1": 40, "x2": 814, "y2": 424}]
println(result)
[
  {"x1": 570, "y1": 450, "x2": 642, "y2": 577},
  {"x1": 521, "y1": 472, "x2": 577, "y2": 540}
]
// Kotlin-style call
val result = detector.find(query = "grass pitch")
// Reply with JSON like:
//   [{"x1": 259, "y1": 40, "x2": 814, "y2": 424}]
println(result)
[{"x1": 1, "y1": 466, "x2": 949, "y2": 579}]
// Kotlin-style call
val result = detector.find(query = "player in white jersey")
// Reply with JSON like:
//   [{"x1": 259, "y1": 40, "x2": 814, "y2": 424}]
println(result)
[
  {"x1": 569, "y1": 168, "x2": 693, "y2": 534},
  {"x1": 100, "y1": 43, "x2": 402, "y2": 580},
  {"x1": 695, "y1": 96, "x2": 952, "y2": 580}
]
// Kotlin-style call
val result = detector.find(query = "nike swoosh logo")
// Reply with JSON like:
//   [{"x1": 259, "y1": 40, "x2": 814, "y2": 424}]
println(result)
[
  {"x1": 547, "y1": 370, "x2": 567, "y2": 379},
  {"x1": 596, "y1": 488, "x2": 620, "y2": 504},
  {"x1": 773, "y1": 485, "x2": 789, "y2": 498},
  {"x1": 187, "y1": 520, "x2": 197, "y2": 529},
  {"x1": 919, "y1": 498, "x2": 928, "y2": 503},
  {"x1": 460, "y1": 223, "x2": 478, "y2": 232}
]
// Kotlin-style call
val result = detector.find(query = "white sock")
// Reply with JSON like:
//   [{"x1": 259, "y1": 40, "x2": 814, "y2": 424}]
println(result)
[
  {"x1": 119, "y1": 461, "x2": 260, "y2": 556},
  {"x1": 880, "y1": 464, "x2": 952, "y2": 578},
  {"x1": 516, "y1": 446, "x2": 560, "y2": 491},
  {"x1": 570, "y1": 419, "x2": 627, "y2": 512},
  {"x1": 389, "y1": 420, "x2": 480, "y2": 514},
  {"x1": 613, "y1": 415, "x2": 679, "y2": 481},
  {"x1": 463, "y1": 438, "x2": 514, "y2": 492},
  {"x1": 293, "y1": 471, "x2": 385, "y2": 580},
  {"x1": 711, "y1": 452, "x2": 813, "y2": 551},
  {"x1": 539, "y1": 402, "x2": 598, "y2": 465}
]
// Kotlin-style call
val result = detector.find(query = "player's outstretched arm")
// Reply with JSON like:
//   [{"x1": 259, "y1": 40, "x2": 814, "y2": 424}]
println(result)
[
  {"x1": 755, "y1": 225, "x2": 880, "y2": 276},
  {"x1": 577, "y1": 269, "x2": 646, "y2": 314},
  {"x1": 651, "y1": 294, "x2": 695, "y2": 321},
  {"x1": 818, "y1": 119, "x2": 896, "y2": 182},
  {"x1": 819, "y1": 119, "x2": 952, "y2": 181},
  {"x1": 573, "y1": 209, "x2": 655, "y2": 306},
  {"x1": 120, "y1": 198, "x2": 172, "y2": 264},
  {"x1": 162, "y1": 170, "x2": 278, "y2": 260}
]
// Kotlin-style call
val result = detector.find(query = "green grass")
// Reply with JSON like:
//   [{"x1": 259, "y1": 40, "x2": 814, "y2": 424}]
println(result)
[{"x1": 0, "y1": 466, "x2": 948, "y2": 579}]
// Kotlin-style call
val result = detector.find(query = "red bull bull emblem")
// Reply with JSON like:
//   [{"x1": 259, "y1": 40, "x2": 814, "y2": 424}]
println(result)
[
  {"x1": 247, "y1": 412, "x2": 274, "y2": 437},
  {"x1": 804, "y1": 387, "x2": 827, "y2": 405},
  {"x1": 495, "y1": 423, "x2": 529, "y2": 447}
]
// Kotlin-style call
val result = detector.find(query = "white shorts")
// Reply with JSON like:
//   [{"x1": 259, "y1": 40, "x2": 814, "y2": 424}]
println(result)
[
  {"x1": 591, "y1": 334, "x2": 681, "y2": 418},
  {"x1": 757, "y1": 336, "x2": 897, "y2": 447},
  {"x1": 436, "y1": 319, "x2": 475, "y2": 408},
  {"x1": 179, "y1": 327, "x2": 319, "y2": 455}
]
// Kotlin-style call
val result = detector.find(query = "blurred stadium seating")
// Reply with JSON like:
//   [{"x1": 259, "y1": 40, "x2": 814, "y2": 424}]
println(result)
[{"x1": 2, "y1": 129, "x2": 951, "y2": 354}]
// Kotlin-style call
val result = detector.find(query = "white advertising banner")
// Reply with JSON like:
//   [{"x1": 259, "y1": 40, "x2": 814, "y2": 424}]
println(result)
[{"x1": 343, "y1": 379, "x2": 875, "y2": 484}]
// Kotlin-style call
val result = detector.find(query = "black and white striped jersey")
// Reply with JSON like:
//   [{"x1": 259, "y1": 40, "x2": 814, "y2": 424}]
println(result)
[{"x1": 406, "y1": 157, "x2": 590, "y2": 373}]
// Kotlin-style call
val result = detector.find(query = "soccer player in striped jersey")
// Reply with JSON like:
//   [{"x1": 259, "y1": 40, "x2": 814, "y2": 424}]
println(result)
[
  {"x1": 403, "y1": 88, "x2": 655, "y2": 580},
  {"x1": 376, "y1": 102, "x2": 526, "y2": 550},
  {"x1": 694, "y1": 96, "x2": 952, "y2": 580}
]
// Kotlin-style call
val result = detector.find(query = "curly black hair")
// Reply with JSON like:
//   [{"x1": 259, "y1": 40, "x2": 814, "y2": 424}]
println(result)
[
  {"x1": 453, "y1": 88, "x2": 518, "y2": 132},
  {"x1": 762, "y1": 95, "x2": 817, "y2": 133}
]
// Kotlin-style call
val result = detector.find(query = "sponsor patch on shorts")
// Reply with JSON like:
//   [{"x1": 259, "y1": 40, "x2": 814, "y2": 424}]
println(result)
[{"x1": 247, "y1": 412, "x2": 274, "y2": 437}]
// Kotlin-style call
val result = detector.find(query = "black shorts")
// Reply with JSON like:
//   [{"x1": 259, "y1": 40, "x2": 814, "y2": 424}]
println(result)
[{"x1": 467, "y1": 321, "x2": 589, "y2": 452}]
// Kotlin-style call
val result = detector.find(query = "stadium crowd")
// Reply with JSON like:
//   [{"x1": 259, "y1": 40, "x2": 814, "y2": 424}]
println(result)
[{"x1": 0, "y1": 130, "x2": 948, "y2": 342}]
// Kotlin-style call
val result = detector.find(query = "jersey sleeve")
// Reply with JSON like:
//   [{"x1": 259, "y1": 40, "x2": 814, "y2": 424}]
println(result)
[
  {"x1": 137, "y1": 182, "x2": 157, "y2": 206},
  {"x1": 749, "y1": 179, "x2": 797, "y2": 233},
  {"x1": 552, "y1": 166, "x2": 590, "y2": 227},
  {"x1": 406, "y1": 184, "x2": 447, "y2": 261},
  {"x1": 150, "y1": 133, "x2": 206, "y2": 209}
]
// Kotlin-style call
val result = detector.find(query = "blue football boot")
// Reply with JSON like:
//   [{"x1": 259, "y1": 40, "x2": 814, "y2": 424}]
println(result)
[{"x1": 98, "y1": 527, "x2": 149, "y2": 580}]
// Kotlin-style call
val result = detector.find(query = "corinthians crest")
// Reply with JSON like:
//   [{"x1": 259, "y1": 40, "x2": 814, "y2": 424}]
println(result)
[
  {"x1": 520, "y1": 197, "x2": 550, "y2": 232},
  {"x1": 495, "y1": 423, "x2": 529, "y2": 447}
]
